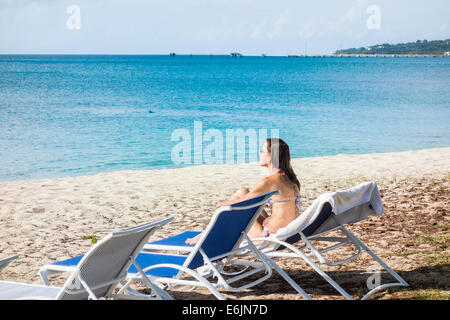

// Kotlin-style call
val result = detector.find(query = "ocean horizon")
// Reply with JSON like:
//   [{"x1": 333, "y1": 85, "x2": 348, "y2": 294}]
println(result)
[{"x1": 1, "y1": 54, "x2": 449, "y2": 182}]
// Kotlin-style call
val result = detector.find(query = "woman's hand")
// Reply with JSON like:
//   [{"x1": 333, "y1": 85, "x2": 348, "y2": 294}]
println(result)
[
  {"x1": 185, "y1": 233, "x2": 202, "y2": 245},
  {"x1": 216, "y1": 201, "x2": 227, "y2": 208}
]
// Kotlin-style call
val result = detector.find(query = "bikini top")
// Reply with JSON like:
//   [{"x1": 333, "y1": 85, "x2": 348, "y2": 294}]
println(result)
[
  {"x1": 267, "y1": 169, "x2": 302, "y2": 213},
  {"x1": 267, "y1": 196, "x2": 302, "y2": 212}
]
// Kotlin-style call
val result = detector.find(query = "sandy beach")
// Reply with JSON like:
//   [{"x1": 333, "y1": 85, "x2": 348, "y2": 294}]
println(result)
[{"x1": 0, "y1": 147, "x2": 449, "y2": 300}]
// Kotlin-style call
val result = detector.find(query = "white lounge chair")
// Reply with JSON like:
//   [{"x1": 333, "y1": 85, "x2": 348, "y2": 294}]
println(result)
[
  {"x1": 0, "y1": 255, "x2": 18, "y2": 272},
  {"x1": 0, "y1": 218, "x2": 173, "y2": 300},
  {"x1": 252, "y1": 181, "x2": 409, "y2": 300}
]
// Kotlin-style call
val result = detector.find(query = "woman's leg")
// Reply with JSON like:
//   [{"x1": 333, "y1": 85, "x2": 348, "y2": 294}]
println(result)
[
  {"x1": 185, "y1": 187, "x2": 269, "y2": 244},
  {"x1": 247, "y1": 209, "x2": 269, "y2": 239},
  {"x1": 230, "y1": 187, "x2": 268, "y2": 237},
  {"x1": 235, "y1": 188, "x2": 270, "y2": 239},
  {"x1": 231, "y1": 187, "x2": 250, "y2": 200},
  {"x1": 186, "y1": 188, "x2": 251, "y2": 245}
]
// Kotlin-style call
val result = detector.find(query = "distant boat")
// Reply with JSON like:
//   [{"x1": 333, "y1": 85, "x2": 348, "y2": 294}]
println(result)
[
  {"x1": 261, "y1": 54, "x2": 267, "y2": 57},
  {"x1": 231, "y1": 53, "x2": 243, "y2": 57},
  {"x1": 169, "y1": 53, "x2": 176, "y2": 57},
  {"x1": 287, "y1": 55, "x2": 299, "y2": 58}
]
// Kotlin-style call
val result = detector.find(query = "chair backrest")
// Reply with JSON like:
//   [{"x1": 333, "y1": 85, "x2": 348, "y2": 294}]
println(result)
[
  {"x1": 184, "y1": 190, "x2": 279, "y2": 270},
  {"x1": 281, "y1": 202, "x2": 334, "y2": 248},
  {"x1": 56, "y1": 217, "x2": 173, "y2": 300},
  {"x1": 274, "y1": 181, "x2": 383, "y2": 250}
]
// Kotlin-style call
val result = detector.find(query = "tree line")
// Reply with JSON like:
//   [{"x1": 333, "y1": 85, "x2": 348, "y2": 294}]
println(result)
[{"x1": 335, "y1": 39, "x2": 450, "y2": 55}]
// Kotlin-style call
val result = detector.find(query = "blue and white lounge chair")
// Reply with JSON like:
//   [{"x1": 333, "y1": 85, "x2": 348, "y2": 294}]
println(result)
[
  {"x1": 0, "y1": 218, "x2": 173, "y2": 300},
  {"x1": 251, "y1": 181, "x2": 409, "y2": 300},
  {"x1": 40, "y1": 191, "x2": 279, "y2": 299},
  {"x1": 123, "y1": 190, "x2": 281, "y2": 299},
  {"x1": 0, "y1": 255, "x2": 18, "y2": 272}
]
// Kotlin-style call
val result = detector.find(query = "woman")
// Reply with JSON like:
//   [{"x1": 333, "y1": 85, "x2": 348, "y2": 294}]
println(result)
[{"x1": 186, "y1": 138, "x2": 301, "y2": 244}]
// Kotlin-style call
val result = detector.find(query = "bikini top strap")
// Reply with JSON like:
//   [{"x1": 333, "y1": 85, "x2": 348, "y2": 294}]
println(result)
[{"x1": 268, "y1": 195, "x2": 301, "y2": 204}]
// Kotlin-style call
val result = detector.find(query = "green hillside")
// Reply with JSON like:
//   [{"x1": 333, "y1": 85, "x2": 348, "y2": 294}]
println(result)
[{"x1": 335, "y1": 39, "x2": 450, "y2": 55}]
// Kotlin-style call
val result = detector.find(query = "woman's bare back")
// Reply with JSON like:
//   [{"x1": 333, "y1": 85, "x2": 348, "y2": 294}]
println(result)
[{"x1": 261, "y1": 173, "x2": 301, "y2": 233}]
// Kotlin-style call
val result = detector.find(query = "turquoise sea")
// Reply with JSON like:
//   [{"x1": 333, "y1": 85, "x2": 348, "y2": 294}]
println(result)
[{"x1": 0, "y1": 55, "x2": 449, "y2": 181}]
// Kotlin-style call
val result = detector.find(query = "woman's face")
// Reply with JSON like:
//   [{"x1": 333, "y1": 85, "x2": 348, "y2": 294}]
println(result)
[{"x1": 259, "y1": 141, "x2": 271, "y2": 167}]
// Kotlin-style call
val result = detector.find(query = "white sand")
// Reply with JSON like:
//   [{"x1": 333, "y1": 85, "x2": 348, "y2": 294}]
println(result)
[{"x1": 0, "y1": 147, "x2": 449, "y2": 285}]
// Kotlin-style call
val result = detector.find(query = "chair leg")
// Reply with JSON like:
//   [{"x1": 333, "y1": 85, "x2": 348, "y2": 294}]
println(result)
[
  {"x1": 266, "y1": 239, "x2": 354, "y2": 300},
  {"x1": 339, "y1": 227, "x2": 408, "y2": 300},
  {"x1": 263, "y1": 254, "x2": 312, "y2": 300},
  {"x1": 39, "y1": 269, "x2": 53, "y2": 286},
  {"x1": 300, "y1": 254, "x2": 354, "y2": 300}
]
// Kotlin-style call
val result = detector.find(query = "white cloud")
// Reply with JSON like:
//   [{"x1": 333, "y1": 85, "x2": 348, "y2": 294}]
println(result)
[
  {"x1": 251, "y1": 21, "x2": 268, "y2": 40},
  {"x1": 339, "y1": 0, "x2": 368, "y2": 23},
  {"x1": 297, "y1": 0, "x2": 369, "y2": 40},
  {"x1": 266, "y1": 11, "x2": 290, "y2": 39}
]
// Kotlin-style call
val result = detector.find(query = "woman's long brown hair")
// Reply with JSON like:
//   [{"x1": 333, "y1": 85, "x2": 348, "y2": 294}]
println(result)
[{"x1": 266, "y1": 138, "x2": 301, "y2": 191}]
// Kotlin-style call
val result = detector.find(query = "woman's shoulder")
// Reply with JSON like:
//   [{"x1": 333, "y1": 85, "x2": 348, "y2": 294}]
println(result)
[
  {"x1": 269, "y1": 174, "x2": 300, "y2": 194},
  {"x1": 253, "y1": 174, "x2": 278, "y2": 191},
  {"x1": 262, "y1": 174, "x2": 292, "y2": 192},
  {"x1": 260, "y1": 174, "x2": 280, "y2": 184},
  {"x1": 254, "y1": 173, "x2": 294, "y2": 193}
]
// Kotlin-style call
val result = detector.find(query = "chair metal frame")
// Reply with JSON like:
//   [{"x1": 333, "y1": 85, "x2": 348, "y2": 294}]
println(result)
[{"x1": 253, "y1": 213, "x2": 408, "y2": 300}]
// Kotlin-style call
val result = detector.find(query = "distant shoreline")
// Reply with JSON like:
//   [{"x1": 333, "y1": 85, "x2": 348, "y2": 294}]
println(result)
[
  {"x1": 287, "y1": 54, "x2": 450, "y2": 58},
  {"x1": 1, "y1": 53, "x2": 449, "y2": 58}
]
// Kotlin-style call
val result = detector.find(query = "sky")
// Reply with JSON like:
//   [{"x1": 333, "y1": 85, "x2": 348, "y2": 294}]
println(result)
[{"x1": 0, "y1": 0, "x2": 449, "y2": 55}]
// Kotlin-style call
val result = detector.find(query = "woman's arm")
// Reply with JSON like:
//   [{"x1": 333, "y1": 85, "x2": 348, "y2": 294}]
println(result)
[
  {"x1": 216, "y1": 177, "x2": 274, "y2": 207},
  {"x1": 187, "y1": 178, "x2": 275, "y2": 245}
]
